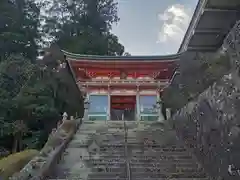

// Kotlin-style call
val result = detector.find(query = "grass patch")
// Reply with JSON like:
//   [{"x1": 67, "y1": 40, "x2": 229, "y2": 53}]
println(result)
[{"x1": 0, "y1": 149, "x2": 39, "y2": 180}]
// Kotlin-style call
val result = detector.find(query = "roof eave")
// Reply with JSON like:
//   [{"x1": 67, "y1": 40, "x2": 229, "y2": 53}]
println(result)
[
  {"x1": 62, "y1": 50, "x2": 182, "y2": 61},
  {"x1": 178, "y1": 0, "x2": 208, "y2": 53}
]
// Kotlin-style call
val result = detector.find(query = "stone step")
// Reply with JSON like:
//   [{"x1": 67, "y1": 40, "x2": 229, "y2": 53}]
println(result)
[
  {"x1": 88, "y1": 162, "x2": 199, "y2": 168},
  {"x1": 47, "y1": 121, "x2": 209, "y2": 180},
  {"x1": 96, "y1": 143, "x2": 186, "y2": 147},
  {"x1": 91, "y1": 163, "x2": 125, "y2": 168},
  {"x1": 130, "y1": 164, "x2": 202, "y2": 172},
  {"x1": 130, "y1": 151, "x2": 190, "y2": 156},
  {"x1": 130, "y1": 162, "x2": 199, "y2": 168},
  {"x1": 87, "y1": 158, "x2": 126, "y2": 163},
  {"x1": 130, "y1": 153, "x2": 193, "y2": 157},
  {"x1": 76, "y1": 130, "x2": 98, "y2": 134},
  {"x1": 130, "y1": 172, "x2": 207, "y2": 178},
  {"x1": 88, "y1": 144, "x2": 187, "y2": 149},
  {"x1": 76, "y1": 154, "x2": 194, "y2": 159},
  {"x1": 90, "y1": 166, "x2": 203, "y2": 173},
  {"x1": 96, "y1": 152, "x2": 126, "y2": 156},
  {"x1": 95, "y1": 129, "x2": 125, "y2": 133},
  {"x1": 129, "y1": 146, "x2": 187, "y2": 150},
  {"x1": 87, "y1": 178, "x2": 209, "y2": 180},
  {"x1": 129, "y1": 154, "x2": 194, "y2": 159},
  {"x1": 75, "y1": 133, "x2": 125, "y2": 137},
  {"x1": 130, "y1": 167, "x2": 204, "y2": 172},
  {"x1": 68, "y1": 142, "x2": 128, "y2": 147},
  {"x1": 48, "y1": 170, "x2": 91, "y2": 179},
  {"x1": 130, "y1": 159, "x2": 198, "y2": 164},
  {"x1": 91, "y1": 167, "x2": 127, "y2": 173},
  {"x1": 130, "y1": 159, "x2": 197, "y2": 164},
  {"x1": 130, "y1": 148, "x2": 190, "y2": 152},
  {"x1": 88, "y1": 161, "x2": 198, "y2": 168},
  {"x1": 88, "y1": 172, "x2": 127, "y2": 179},
  {"x1": 93, "y1": 150, "x2": 126, "y2": 154},
  {"x1": 48, "y1": 178, "x2": 209, "y2": 180},
  {"x1": 130, "y1": 152, "x2": 192, "y2": 156}
]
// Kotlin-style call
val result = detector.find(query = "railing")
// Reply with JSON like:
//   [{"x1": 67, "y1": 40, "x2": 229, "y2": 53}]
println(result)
[{"x1": 123, "y1": 114, "x2": 131, "y2": 180}]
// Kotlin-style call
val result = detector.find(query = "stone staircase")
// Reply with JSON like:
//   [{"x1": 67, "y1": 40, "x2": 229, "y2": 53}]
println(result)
[{"x1": 47, "y1": 121, "x2": 210, "y2": 180}]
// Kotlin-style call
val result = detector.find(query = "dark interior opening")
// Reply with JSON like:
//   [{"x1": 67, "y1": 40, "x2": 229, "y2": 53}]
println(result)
[{"x1": 110, "y1": 95, "x2": 136, "y2": 121}]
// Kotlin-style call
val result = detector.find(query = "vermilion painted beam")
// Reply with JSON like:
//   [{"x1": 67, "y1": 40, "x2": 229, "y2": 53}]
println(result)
[
  {"x1": 73, "y1": 67, "x2": 174, "y2": 73},
  {"x1": 71, "y1": 64, "x2": 175, "y2": 70},
  {"x1": 86, "y1": 86, "x2": 163, "y2": 90},
  {"x1": 69, "y1": 60, "x2": 176, "y2": 65},
  {"x1": 84, "y1": 69, "x2": 171, "y2": 73},
  {"x1": 71, "y1": 66, "x2": 177, "y2": 80},
  {"x1": 69, "y1": 61, "x2": 177, "y2": 68},
  {"x1": 74, "y1": 69, "x2": 174, "y2": 77}
]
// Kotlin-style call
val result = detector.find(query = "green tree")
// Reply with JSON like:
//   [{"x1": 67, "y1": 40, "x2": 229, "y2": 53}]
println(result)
[
  {"x1": 0, "y1": 54, "x2": 83, "y2": 153},
  {"x1": 0, "y1": 55, "x2": 35, "y2": 152},
  {"x1": 0, "y1": 0, "x2": 41, "y2": 60},
  {"x1": 42, "y1": 0, "x2": 124, "y2": 55},
  {"x1": 0, "y1": 0, "x2": 125, "y2": 154}
]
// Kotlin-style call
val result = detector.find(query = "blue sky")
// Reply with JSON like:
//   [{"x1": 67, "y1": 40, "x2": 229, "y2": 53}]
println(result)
[{"x1": 112, "y1": 0, "x2": 198, "y2": 55}]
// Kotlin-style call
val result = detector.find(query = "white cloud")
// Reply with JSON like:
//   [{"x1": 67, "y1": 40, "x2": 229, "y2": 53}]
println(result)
[{"x1": 157, "y1": 4, "x2": 192, "y2": 43}]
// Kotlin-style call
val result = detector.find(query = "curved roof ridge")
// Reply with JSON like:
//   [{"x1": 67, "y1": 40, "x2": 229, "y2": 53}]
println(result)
[{"x1": 62, "y1": 49, "x2": 183, "y2": 61}]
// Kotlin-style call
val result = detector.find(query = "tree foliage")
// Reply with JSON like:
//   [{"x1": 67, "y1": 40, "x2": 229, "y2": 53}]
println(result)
[
  {"x1": 0, "y1": 54, "x2": 84, "y2": 153},
  {"x1": 0, "y1": 0, "x2": 40, "y2": 60},
  {"x1": 41, "y1": 0, "x2": 125, "y2": 55},
  {"x1": 0, "y1": 0, "x2": 125, "y2": 155}
]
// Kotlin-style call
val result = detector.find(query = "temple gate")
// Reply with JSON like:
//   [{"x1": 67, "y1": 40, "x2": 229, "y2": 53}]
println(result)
[{"x1": 64, "y1": 51, "x2": 179, "y2": 121}]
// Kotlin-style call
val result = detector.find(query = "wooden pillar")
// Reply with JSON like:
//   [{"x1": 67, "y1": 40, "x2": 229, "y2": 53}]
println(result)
[
  {"x1": 136, "y1": 85, "x2": 140, "y2": 122},
  {"x1": 157, "y1": 90, "x2": 165, "y2": 122},
  {"x1": 107, "y1": 85, "x2": 111, "y2": 121},
  {"x1": 84, "y1": 95, "x2": 89, "y2": 121}
]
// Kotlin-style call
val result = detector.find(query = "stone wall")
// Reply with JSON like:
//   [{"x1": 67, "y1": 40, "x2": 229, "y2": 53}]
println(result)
[
  {"x1": 162, "y1": 48, "x2": 231, "y2": 113},
  {"x1": 172, "y1": 20, "x2": 240, "y2": 180},
  {"x1": 9, "y1": 118, "x2": 82, "y2": 180},
  {"x1": 172, "y1": 72, "x2": 240, "y2": 179}
]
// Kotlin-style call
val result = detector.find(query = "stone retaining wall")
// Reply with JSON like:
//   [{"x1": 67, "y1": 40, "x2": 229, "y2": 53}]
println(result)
[
  {"x1": 171, "y1": 19, "x2": 240, "y2": 180},
  {"x1": 9, "y1": 118, "x2": 82, "y2": 180},
  {"x1": 172, "y1": 72, "x2": 240, "y2": 180}
]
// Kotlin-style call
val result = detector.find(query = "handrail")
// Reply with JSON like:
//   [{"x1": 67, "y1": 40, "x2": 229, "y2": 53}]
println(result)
[{"x1": 123, "y1": 114, "x2": 131, "y2": 180}]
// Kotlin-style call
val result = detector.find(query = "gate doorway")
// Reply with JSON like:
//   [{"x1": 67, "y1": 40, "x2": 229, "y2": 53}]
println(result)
[{"x1": 110, "y1": 95, "x2": 136, "y2": 121}]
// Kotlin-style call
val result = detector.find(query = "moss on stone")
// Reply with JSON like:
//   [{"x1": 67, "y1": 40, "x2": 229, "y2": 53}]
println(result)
[
  {"x1": 0, "y1": 149, "x2": 39, "y2": 180},
  {"x1": 60, "y1": 120, "x2": 76, "y2": 134},
  {"x1": 41, "y1": 119, "x2": 76, "y2": 153}
]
